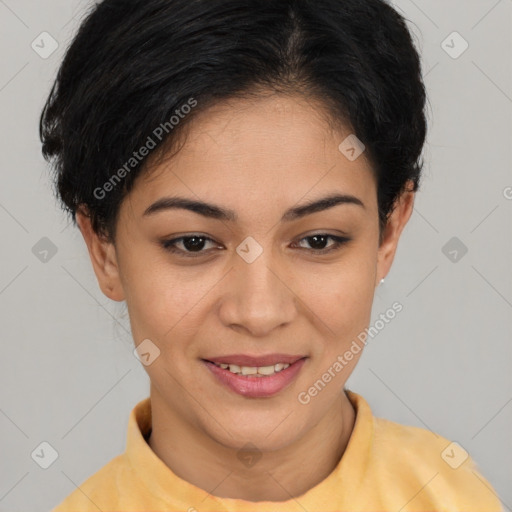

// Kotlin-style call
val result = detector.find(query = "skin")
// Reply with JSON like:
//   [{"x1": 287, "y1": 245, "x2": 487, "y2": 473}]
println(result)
[{"x1": 76, "y1": 93, "x2": 415, "y2": 501}]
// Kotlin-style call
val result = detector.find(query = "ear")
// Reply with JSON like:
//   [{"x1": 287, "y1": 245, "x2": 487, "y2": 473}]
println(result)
[
  {"x1": 375, "y1": 181, "x2": 415, "y2": 288},
  {"x1": 75, "y1": 207, "x2": 125, "y2": 302}
]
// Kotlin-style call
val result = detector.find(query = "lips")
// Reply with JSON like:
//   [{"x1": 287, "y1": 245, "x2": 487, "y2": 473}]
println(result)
[
  {"x1": 204, "y1": 353, "x2": 305, "y2": 367},
  {"x1": 202, "y1": 354, "x2": 308, "y2": 398}
]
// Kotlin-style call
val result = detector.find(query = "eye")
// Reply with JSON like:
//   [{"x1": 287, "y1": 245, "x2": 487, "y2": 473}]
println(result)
[
  {"x1": 160, "y1": 233, "x2": 351, "y2": 258},
  {"x1": 160, "y1": 235, "x2": 220, "y2": 258},
  {"x1": 293, "y1": 234, "x2": 350, "y2": 254}
]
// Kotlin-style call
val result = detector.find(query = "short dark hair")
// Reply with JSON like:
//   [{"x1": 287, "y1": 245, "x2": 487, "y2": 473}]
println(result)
[{"x1": 40, "y1": 0, "x2": 428, "y2": 243}]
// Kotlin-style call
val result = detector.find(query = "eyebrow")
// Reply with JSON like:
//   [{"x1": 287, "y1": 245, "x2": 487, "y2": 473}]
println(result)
[{"x1": 143, "y1": 193, "x2": 365, "y2": 222}]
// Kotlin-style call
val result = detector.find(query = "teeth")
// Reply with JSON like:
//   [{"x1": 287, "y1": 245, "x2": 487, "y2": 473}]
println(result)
[
  {"x1": 212, "y1": 361, "x2": 291, "y2": 376},
  {"x1": 258, "y1": 365, "x2": 277, "y2": 375}
]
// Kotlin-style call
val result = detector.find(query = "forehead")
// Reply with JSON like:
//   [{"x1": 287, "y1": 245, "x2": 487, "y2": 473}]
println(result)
[{"x1": 126, "y1": 94, "x2": 377, "y2": 217}]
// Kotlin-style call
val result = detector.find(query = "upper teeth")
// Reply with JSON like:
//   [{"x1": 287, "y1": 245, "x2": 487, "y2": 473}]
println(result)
[{"x1": 213, "y1": 362, "x2": 290, "y2": 376}]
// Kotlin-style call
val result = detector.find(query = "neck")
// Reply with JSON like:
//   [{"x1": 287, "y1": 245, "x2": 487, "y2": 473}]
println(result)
[{"x1": 147, "y1": 386, "x2": 356, "y2": 502}]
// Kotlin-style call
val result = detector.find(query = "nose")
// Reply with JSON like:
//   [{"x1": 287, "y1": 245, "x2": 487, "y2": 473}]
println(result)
[{"x1": 218, "y1": 250, "x2": 297, "y2": 337}]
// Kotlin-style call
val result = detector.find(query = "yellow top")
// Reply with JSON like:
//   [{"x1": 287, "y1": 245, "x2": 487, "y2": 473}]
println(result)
[{"x1": 52, "y1": 390, "x2": 503, "y2": 511}]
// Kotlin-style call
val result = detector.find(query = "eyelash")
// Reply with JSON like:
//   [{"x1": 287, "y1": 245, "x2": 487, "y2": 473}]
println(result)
[{"x1": 160, "y1": 234, "x2": 351, "y2": 258}]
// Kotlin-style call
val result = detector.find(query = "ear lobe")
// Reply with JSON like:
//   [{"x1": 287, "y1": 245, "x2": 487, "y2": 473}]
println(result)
[
  {"x1": 375, "y1": 183, "x2": 416, "y2": 287},
  {"x1": 75, "y1": 207, "x2": 125, "y2": 302}
]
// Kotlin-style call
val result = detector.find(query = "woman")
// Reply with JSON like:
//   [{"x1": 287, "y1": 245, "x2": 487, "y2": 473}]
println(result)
[{"x1": 40, "y1": 0, "x2": 503, "y2": 510}]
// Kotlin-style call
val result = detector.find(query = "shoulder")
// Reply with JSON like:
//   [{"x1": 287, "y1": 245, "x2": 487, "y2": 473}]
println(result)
[
  {"x1": 51, "y1": 454, "x2": 128, "y2": 512},
  {"x1": 373, "y1": 414, "x2": 472, "y2": 467},
  {"x1": 370, "y1": 415, "x2": 503, "y2": 510}
]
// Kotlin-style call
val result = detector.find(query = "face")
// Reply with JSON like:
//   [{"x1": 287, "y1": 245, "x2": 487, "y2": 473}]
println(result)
[{"x1": 78, "y1": 93, "x2": 414, "y2": 452}]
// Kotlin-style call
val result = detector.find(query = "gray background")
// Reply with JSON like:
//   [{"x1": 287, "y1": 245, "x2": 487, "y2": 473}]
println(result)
[{"x1": 0, "y1": 0, "x2": 511, "y2": 510}]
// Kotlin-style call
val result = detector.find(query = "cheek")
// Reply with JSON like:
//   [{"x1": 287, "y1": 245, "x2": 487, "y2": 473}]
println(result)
[
  {"x1": 301, "y1": 246, "x2": 377, "y2": 337},
  {"x1": 121, "y1": 258, "x2": 216, "y2": 344}
]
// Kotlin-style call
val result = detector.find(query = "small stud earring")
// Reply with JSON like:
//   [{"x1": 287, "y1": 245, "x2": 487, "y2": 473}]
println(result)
[{"x1": 379, "y1": 278, "x2": 385, "y2": 286}]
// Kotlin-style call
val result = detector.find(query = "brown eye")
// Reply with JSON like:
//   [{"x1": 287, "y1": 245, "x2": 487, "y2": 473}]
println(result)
[
  {"x1": 161, "y1": 235, "x2": 219, "y2": 257},
  {"x1": 294, "y1": 234, "x2": 350, "y2": 254}
]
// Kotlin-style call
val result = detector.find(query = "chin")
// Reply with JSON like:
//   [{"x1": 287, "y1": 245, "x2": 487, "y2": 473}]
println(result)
[{"x1": 198, "y1": 408, "x2": 306, "y2": 452}]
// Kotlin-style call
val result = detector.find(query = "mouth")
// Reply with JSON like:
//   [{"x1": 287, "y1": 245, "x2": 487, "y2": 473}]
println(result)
[{"x1": 202, "y1": 354, "x2": 307, "y2": 398}]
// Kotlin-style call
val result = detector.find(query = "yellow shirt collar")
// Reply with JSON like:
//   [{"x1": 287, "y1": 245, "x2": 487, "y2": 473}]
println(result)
[{"x1": 124, "y1": 389, "x2": 373, "y2": 510}]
